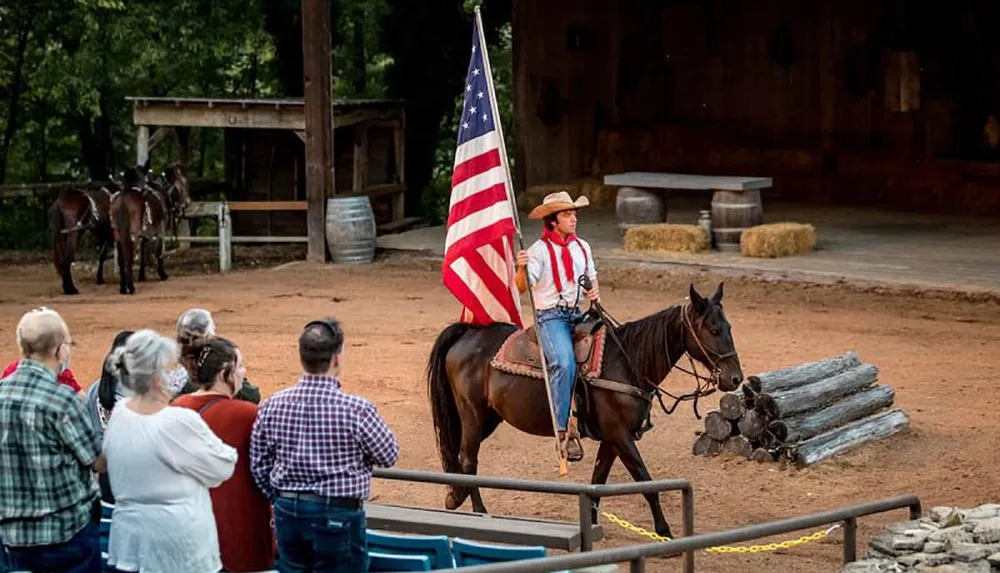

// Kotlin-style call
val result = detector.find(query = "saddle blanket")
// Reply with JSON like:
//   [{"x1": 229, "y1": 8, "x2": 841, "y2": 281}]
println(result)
[{"x1": 490, "y1": 323, "x2": 608, "y2": 381}]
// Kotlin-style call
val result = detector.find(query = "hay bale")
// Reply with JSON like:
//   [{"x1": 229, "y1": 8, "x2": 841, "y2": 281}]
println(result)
[
  {"x1": 576, "y1": 178, "x2": 619, "y2": 207},
  {"x1": 740, "y1": 222, "x2": 817, "y2": 258},
  {"x1": 623, "y1": 224, "x2": 709, "y2": 254}
]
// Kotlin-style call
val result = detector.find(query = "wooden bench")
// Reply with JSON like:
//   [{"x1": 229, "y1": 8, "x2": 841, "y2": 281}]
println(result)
[
  {"x1": 603, "y1": 172, "x2": 773, "y2": 250},
  {"x1": 366, "y1": 503, "x2": 604, "y2": 551}
]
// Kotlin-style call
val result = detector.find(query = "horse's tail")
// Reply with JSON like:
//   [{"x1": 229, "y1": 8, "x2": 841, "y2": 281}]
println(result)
[
  {"x1": 116, "y1": 194, "x2": 133, "y2": 257},
  {"x1": 427, "y1": 322, "x2": 471, "y2": 475},
  {"x1": 49, "y1": 199, "x2": 66, "y2": 274}
]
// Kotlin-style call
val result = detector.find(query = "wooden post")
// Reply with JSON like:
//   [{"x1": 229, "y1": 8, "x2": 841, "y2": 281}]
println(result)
[
  {"x1": 218, "y1": 203, "x2": 232, "y2": 273},
  {"x1": 136, "y1": 125, "x2": 150, "y2": 167},
  {"x1": 302, "y1": 0, "x2": 335, "y2": 262},
  {"x1": 352, "y1": 123, "x2": 369, "y2": 192},
  {"x1": 392, "y1": 116, "x2": 406, "y2": 224}
]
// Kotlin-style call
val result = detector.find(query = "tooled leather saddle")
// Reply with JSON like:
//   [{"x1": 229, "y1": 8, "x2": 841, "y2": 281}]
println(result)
[{"x1": 490, "y1": 317, "x2": 608, "y2": 380}]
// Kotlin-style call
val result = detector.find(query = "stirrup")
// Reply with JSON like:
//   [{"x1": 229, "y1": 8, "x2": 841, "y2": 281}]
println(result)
[{"x1": 560, "y1": 431, "x2": 584, "y2": 462}]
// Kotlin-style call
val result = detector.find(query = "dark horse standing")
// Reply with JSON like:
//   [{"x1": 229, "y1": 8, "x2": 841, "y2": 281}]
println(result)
[
  {"x1": 427, "y1": 283, "x2": 743, "y2": 538},
  {"x1": 49, "y1": 183, "x2": 116, "y2": 295},
  {"x1": 110, "y1": 164, "x2": 190, "y2": 295}
]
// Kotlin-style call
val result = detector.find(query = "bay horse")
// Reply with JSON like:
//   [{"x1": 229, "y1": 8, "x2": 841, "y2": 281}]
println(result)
[
  {"x1": 110, "y1": 164, "x2": 191, "y2": 294},
  {"x1": 49, "y1": 184, "x2": 116, "y2": 295},
  {"x1": 426, "y1": 283, "x2": 743, "y2": 538}
]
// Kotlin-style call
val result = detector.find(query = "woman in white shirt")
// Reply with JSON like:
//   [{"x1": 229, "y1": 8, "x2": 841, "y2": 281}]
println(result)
[{"x1": 103, "y1": 329, "x2": 237, "y2": 573}]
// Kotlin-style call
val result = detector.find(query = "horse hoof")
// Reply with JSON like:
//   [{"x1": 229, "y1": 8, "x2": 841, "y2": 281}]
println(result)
[
  {"x1": 656, "y1": 524, "x2": 673, "y2": 540},
  {"x1": 63, "y1": 287, "x2": 80, "y2": 296},
  {"x1": 96, "y1": 277, "x2": 104, "y2": 285},
  {"x1": 158, "y1": 273, "x2": 168, "y2": 281}
]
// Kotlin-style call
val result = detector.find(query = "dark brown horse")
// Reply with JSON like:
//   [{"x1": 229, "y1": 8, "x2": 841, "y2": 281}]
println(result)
[
  {"x1": 110, "y1": 164, "x2": 191, "y2": 294},
  {"x1": 427, "y1": 283, "x2": 743, "y2": 538},
  {"x1": 49, "y1": 184, "x2": 116, "y2": 295}
]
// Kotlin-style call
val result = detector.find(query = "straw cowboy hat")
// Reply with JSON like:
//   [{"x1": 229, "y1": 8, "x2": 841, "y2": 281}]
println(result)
[{"x1": 528, "y1": 191, "x2": 590, "y2": 219}]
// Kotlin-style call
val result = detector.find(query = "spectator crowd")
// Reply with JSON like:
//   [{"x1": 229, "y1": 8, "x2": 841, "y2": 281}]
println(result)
[{"x1": 0, "y1": 307, "x2": 399, "y2": 573}]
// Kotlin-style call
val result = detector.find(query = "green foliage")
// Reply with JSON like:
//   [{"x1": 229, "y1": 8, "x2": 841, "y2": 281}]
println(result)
[
  {"x1": 0, "y1": 0, "x2": 515, "y2": 247},
  {"x1": 0, "y1": 196, "x2": 50, "y2": 250}
]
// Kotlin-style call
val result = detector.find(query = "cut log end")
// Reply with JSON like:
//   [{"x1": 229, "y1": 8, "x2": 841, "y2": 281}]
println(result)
[
  {"x1": 693, "y1": 433, "x2": 722, "y2": 456},
  {"x1": 719, "y1": 393, "x2": 747, "y2": 421},
  {"x1": 751, "y1": 448, "x2": 775, "y2": 463},
  {"x1": 722, "y1": 435, "x2": 754, "y2": 459},
  {"x1": 704, "y1": 411, "x2": 735, "y2": 441},
  {"x1": 737, "y1": 410, "x2": 766, "y2": 440}
]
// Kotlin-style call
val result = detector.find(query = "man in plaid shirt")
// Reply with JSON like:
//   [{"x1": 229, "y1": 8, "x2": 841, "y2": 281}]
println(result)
[
  {"x1": 0, "y1": 308, "x2": 103, "y2": 572},
  {"x1": 250, "y1": 317, "x2": 399, "y2": 572}
]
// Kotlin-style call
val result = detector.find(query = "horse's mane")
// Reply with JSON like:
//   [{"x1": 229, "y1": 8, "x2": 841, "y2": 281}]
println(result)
[{"x1": 613, "y1": 305, "x2": 683, "y2": 383}]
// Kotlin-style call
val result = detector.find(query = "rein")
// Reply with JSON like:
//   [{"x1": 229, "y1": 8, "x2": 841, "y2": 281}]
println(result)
[{"x1": 579, "y1": 276, "x2": 735, "y2": 420}]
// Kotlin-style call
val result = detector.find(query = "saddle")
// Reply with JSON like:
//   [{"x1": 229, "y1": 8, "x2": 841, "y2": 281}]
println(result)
[{"x1": 490, "y1": 317, "x2": 608, "y2": 380}]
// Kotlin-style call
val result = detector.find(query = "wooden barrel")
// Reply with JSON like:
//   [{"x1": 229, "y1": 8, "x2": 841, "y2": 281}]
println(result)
[
  {"x1": 615, "y1": 187, "x2": 666, "y2": 231},
  {"x1": 325, "y1": 196, "x2": 376, "y2": 264},
  {"x1": 710, "y1": 189, "x2": 762, "y2": 251}
]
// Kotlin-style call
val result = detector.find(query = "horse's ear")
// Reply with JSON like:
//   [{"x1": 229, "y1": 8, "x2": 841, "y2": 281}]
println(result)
[
  {"x1": 712, "y1": 281, "x2": 724, "y2": 304},
  {"x1": 689, "y1": 283, "x2": 708, "y2": 315}
]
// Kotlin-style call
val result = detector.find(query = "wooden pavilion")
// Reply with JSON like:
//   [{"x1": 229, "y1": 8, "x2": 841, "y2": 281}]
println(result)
[{"x1": 127, "y1": 96, "x2": 411, "y2": 239}]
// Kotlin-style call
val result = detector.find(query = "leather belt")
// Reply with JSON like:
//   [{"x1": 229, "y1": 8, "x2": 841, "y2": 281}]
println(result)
[{"x1": 277, "y1": 491, "x2": 362, "y2": 510}]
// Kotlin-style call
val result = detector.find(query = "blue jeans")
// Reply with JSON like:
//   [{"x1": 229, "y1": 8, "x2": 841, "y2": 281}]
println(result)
[
  {"x1": 4, "y1": 520, "x2": 101, "y2": 573},
  {"x1": 537, "y1": 307, "x2": 583, "y2": 431},
  {"x1": 273, "y1": 498, "x2": 367, "y2": 573}
]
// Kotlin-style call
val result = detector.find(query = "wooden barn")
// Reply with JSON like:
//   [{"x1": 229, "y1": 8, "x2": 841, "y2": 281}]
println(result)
[
  {"x1": 512, "y1": 0, "x2": 1000, "y2": 216},
  {"x1": 128, "y1": 97, "x2": 409, "y2": 237}
]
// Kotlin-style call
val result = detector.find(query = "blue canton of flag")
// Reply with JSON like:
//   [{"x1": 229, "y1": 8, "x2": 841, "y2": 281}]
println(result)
[{"x1": 457, "y1": 23, "x2": 496, "y2": 146}]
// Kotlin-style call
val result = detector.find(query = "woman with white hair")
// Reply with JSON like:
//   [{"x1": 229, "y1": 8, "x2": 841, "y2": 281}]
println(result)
[
  {"x1": 103, "y1": 329, "x2": 237, "y2": 573},
  {"x1": 167, "y1": 308, "x2": 261, "y2": 404}
]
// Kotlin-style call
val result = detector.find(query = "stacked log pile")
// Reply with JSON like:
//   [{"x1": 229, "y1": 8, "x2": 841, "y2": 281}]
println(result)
[{"x1": 692, "y1": 351, "x2": 910, "y2": 466}]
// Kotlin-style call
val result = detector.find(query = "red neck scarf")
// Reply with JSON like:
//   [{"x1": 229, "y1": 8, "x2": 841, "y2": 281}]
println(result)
[{"x1": 542, "y1": 228, "x2": 583, "y2": 292}]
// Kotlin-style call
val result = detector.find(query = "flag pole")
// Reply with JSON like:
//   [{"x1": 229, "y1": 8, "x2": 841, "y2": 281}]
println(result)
[{"x1": 473, "y1": 6, "x2": 568, "y2": 476}]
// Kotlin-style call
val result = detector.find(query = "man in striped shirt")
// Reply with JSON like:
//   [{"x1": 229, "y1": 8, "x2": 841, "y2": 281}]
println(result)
[{"x1": 250, "y1": 317, "x2": 399, "y2": 572}]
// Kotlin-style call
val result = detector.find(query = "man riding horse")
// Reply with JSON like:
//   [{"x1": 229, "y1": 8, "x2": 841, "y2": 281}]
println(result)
[{"x1": 516, "y1": 191, "x2": 599, "y2": 462}]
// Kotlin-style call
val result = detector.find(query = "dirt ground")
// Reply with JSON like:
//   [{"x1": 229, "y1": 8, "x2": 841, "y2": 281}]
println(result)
[{"x1": 2, "y1": 248, "x2": 999, "y2": 573}]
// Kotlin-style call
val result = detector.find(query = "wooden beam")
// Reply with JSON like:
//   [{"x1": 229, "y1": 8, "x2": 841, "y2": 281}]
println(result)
[
  {"x1": 133, "y1": 103, "x2": 306, "y2": 131},
  {"x1": 148, "y1": 127, "x2": 173, "y2": 154},
  {"x1": 341, "y1": 183, "x2": 406, "y2": 200},
  {"x1": 228, "y1": 201, "x2": 308, "y2": 211},
  {"x1": 302, "y1": 0, "x2": 335, "y2": 262}
]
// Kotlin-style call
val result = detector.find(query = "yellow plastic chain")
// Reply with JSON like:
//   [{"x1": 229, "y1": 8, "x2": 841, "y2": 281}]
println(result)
[{"x1": 600, "y1": 512, "x2": 841, "y2": 553}]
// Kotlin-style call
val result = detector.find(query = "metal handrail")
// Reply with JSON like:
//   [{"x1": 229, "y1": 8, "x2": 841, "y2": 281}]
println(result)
[
  {"x1": 373, "y1": 468, "x2": 696, "y2": 573},
  {"x1": 447, "y1": 494, "x2": 921, "y2": 573}
]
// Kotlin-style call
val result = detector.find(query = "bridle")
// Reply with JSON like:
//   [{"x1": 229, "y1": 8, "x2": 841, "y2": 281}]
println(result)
[{"x1": 579, "y1": 276, "x2": 739, "y2": 419}]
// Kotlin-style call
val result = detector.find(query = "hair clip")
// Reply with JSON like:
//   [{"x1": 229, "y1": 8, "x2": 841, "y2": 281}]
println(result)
[{"x1": 197, "y1": 346, "x2": 212, "y2": 368}]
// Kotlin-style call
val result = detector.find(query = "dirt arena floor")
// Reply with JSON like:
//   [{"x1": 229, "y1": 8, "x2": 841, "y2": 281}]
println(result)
[{"x1": 2, "y1": 248, "x2": 999, "y2": 572}]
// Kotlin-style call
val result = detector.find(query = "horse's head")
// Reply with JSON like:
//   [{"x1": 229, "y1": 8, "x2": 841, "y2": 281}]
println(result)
[
  {"x1": 121, "y1": 166, "x2": 150, "y2": 192},
  {"x1": 683, "y1": 282, "x2": 743, "y2": 392},
  {"x1": 164, "y1": 164, "x2": 191, "y2": 207}
]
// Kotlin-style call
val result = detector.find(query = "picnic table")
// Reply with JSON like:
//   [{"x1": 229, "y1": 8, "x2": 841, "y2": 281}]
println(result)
[{"x1": 603, "y1": 172, "x2": 773, "y2": 250}]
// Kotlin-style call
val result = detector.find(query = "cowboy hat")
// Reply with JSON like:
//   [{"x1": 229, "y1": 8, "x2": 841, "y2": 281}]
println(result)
[{"x1": 528, "y1": 191, "x2": 590, "y2": 220}]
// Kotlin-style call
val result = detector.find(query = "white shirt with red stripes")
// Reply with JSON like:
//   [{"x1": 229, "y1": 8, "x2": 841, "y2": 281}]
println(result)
[{"x1": 526, "y1": 237, "x2": 598, "y2": 311}]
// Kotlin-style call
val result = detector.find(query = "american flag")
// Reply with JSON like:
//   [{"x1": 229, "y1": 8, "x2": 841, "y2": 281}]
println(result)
[{"x1": 442, "y1": 14, "x2": 523, "y2": 327}]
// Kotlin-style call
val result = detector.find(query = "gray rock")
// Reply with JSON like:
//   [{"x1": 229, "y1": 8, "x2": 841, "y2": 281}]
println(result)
[
  {"x1": 932, "y1": 507, "x2": 963, "y2": 527},
  {"x1": 915, "y1": 561, "x2": 991, "y2": 573},
  {"x1": 888, "y1": 520, "x2": 926, "y2": 534},
  {"x1": 949, "y1": 542, "x2": 1000, "y2": 562},
  {"x1": 870, "y1": 534, "x2": 916, "y2": 557},
  {"x1": 892, "y1": 531, "x2": 929, "y2": 551},
  {"x1": 960, "y1": 505, "x2": 1000, "y2": 522},
  {"x1": 897, "y1": 552, "x2": 952, "y2": 567},
  {"x1": 839, "y1": 559, "x2": 900, "y2": 573},
  {"x1": 928, "y1": 525, "x2": 975, "y2": 545},
  {"x1": 923, "y1": 541, "x2": 946, "y2": 554},
  {"x1": 971, "y1": 517, "x2": 1000, "y2": 544},
  {"x1": 986, "y1": 552, "x2": 1000, "y2": 567}
]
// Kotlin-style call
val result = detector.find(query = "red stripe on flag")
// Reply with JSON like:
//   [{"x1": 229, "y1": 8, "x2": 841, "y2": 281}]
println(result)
[
  {"x1": 451, "y1": 149, "x2": 501, "y2": 188},
  {"x1": 444, "y1": 218, "x2": 515, "y2": 266},
  {"x1": 462, "y1": 245, "x2": 522, "y2": 324},
  {"x1": 442, "y1": 265, "x2": 493, "y2": 326},
  {"x1": 447, "y1": 183, "x2": 508, "y2": 227}
]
